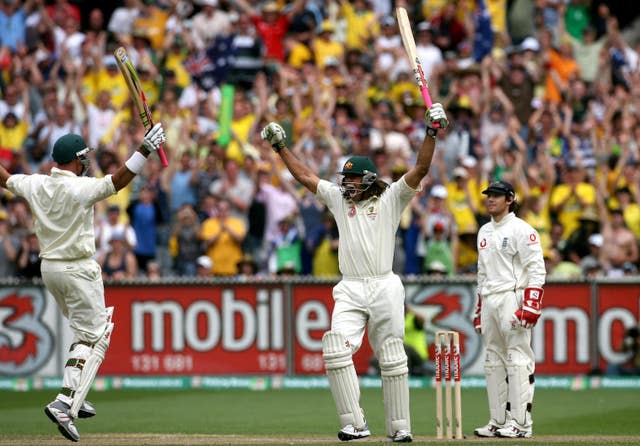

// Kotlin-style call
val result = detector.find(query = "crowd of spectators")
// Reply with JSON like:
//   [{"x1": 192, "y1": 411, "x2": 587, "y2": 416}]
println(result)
[{"x1": 0, "y1": 0, "x2": 638, "y2": 280}]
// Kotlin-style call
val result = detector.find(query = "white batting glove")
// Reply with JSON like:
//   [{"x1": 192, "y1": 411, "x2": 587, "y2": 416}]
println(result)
[
  {"x1": 425, "y1": 103, "x2": 449, "y2": 131},
  {"x1": 260, "y1": 122, "x2": 286, "y2": 152},
  {"x1": 141, "y1": 123, "x2": 166, "y2": 153}
]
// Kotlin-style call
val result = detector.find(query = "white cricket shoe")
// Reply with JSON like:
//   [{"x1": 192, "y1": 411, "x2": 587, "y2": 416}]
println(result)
[
  {"x1": 390, "y1": 429, "x2": 413, "y2": 442},
  {"x1": 495, "y1": 420, "x2": 532, "y2": 438},
  {"x1": 44, "y1": 399, "x2": 80, "y2": 442},
  {"x1": 338, "y1": 423, "x2": 371, "y2": 441},
  {"x1": 474, "y1": 421, "x2": 503, "y2": 437},
  {"x1": 78, "y1": 400, "x2": 96, "y2": 418}
]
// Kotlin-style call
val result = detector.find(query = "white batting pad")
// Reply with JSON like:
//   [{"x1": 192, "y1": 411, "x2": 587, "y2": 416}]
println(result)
[
  {"x1": 58, "y1": 342, "x2": 92, "y2": 406},
  {"x1": 70, "y1": 322, "x2": 114, "y2": 418},
  {"x1": 379, "y1": 337, "x2": 411, "y2": 436},
  {"x1": 485, "y1": 360, "x2": 508, "y2": 425},
  {"x1": 507, "y1": 363, "x2": 534, "y2": 427},
  {"x1": 322, "y1": 331, "x2": 366, "y2": 429}
]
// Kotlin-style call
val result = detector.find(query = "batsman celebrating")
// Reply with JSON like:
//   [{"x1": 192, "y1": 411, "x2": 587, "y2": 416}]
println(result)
[
  {"x1": 473, "y1": 181, "x2": 546, "y2": 438},
  {"x1": 261, "y1": 103, "x2": 448, "y2": 442},
  {"x1": 0, "y1": 124, "x2": 165, "y2": 442}
]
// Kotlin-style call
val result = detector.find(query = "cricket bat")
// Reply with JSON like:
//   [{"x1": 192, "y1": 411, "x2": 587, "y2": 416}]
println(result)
[
  {"x1": 396, "y1": 7, "x2": 436, "y2": 115},
  {"x1": 113, "y1": 47, "x2": 169, "y2": 167}
]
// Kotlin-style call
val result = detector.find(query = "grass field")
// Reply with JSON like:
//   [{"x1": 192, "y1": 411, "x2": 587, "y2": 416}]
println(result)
[{"x1": 1, "y1": 387, "x2": 639, "y2": 445}]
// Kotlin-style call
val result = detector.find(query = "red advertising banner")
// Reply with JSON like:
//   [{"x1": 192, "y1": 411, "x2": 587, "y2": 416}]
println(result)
[
  {"x1": 596, "y1": 284, "x2": 640, "y2": 372},
  {"x1": 69, "y1": 281, "x2": 640, "y2": 377},
  {"x1": 533, "y1": 283, "x2": 592, "y2": 374},
  {"x1": 102, "y1": 285, "x2": 287, "y2": 375}
]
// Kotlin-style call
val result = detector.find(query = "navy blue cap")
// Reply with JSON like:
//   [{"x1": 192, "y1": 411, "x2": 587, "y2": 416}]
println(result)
[{"x1": 482, "y1": 181, "x2": 515, "y2": 197}]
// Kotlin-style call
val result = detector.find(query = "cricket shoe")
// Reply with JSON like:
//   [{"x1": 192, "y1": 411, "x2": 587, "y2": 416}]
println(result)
[
  {"x1": 390, "y1": 429, "x2": 413, "y2": 442},
  {"x1": 78, "y1": 400, "x2": 96, "y2": 418},
  {"x1": 337, "y1": 423, "x2": 371, "y2": 441},
  {"x1": 495, "y1": 420, "x2": 532, "y2": 438},
  {"x1": 44, "y1": 399, "x2": 80, "y2": 442},
  {"x1": 474, "y1": 421, "x2": 503, "y2": 437}
]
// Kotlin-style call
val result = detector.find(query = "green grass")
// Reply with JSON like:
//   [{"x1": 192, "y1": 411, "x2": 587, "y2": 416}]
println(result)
[{"x1": 1, "y1": 387, "x2": 639, "y2": 445}]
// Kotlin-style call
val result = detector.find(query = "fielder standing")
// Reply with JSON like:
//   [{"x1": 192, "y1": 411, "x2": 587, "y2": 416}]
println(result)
[
  {"x1": 0, "y1": 124, "x2": 165, "y2": 442},
  {"x1": 261, "y1": 103, "x2": 449, "y2": 442},
  {"x1": 473, "y1": 181, "x2": 546, "y2": 438}
]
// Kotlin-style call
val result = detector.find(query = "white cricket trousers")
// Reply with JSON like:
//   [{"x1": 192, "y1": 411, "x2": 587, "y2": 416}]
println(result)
[
  {"x1": 41, "y1": 258, "x2": 107, "y2": 344},
  {"x1": 331, "y1": 272, "x2": 406, "y2": 354}
]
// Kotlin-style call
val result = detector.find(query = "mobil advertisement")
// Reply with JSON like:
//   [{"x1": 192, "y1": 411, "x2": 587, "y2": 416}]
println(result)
[
  {"x1": 0, "y1": 280, "x2": 638, "y2": 376},
  {"x1": 101, "y1": 285, "x2": 288, "y2": 375}
]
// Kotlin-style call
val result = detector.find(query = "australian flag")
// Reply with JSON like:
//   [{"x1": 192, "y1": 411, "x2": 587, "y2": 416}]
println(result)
[
  {"x1": 473, "y1": 0, "x2": 494, "y2": 62},
  {"x1": 184, "y1": 35, "x2": 236, "y2": 91}
]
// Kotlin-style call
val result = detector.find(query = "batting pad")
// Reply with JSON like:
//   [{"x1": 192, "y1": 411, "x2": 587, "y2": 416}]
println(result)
[
  {"x1": 379, "y1": 337, "x2": 410, "y2": 436},
  {"x1": 322, "y1": 331, "x2": 366, "y2": 429},
  {"x1": 485, "y1": 361, "x2": 508, "y2": 425},
  {"x1": 507, "y1": 363, "x2": 534, "y2": 427},
  {"x1": 70, "y1": 322, "x2": 114, "y2": 419},
  {"x1": 58, "y1": 342, "x2": 92, "y2": 406}
]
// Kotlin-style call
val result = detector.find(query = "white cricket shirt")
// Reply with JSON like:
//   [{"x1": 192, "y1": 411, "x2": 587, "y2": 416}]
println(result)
[
  {"x1": 7, "y1": 168, "x2": 116, "y2": 260},
  {"x1": 477, "y1": 212, "x2": 546, "y2": 296},
  {"x1": 316, "y1": 176, "x2": 417, "y2": 278}
]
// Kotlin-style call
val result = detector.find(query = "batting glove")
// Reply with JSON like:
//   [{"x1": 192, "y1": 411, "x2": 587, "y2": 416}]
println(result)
[
  {"x1": 514, "y1": 286, "x2": 544, "y2": 329},
  {"x1": 141, "y1": 123, "x2": 166, "y2": 153},
  {"x1": 424, "y1": 103, "x2": 449, "y2": 134},
  {"x1": 261, "y1": 122, "x2": 286, "y2": 152}
]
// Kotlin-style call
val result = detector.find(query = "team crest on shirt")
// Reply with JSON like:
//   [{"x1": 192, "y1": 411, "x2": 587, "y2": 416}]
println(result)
[
  {"x1": 348, "y1": 204, "x2": 356, "y2": 218},
  {"x1": 365, "y1": 205, "x2": 377, "y2": 220},
  {"x1": 501, "y1": 238, "x2": 509, "y2": 249}
]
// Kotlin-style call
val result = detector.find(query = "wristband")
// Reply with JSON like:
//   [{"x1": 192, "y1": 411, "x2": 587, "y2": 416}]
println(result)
[
  {"x1": 426, "y1": 127, "x2": 438, "y2": 138},
  {"x1": 125, "y1": 151, "x2": 147, "y2": 174}
]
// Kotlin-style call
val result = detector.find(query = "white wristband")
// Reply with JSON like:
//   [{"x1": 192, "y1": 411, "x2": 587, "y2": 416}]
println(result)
[{"x1": 125, "y1": 151, "x2": 147, "y2": 174}]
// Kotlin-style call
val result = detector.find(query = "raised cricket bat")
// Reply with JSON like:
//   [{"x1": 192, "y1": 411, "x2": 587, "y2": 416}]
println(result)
[
  {"x1": 396, "y1": 7, "x2": 437, "y2": 119},
  {"x1": 114, "y1": 47, "x2": 169, "y2": 167}
]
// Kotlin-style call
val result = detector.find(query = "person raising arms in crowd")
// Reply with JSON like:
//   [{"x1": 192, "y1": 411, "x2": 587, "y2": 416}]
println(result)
[
  {"x1": 0, "y1": 124, "x2": 165, "y2": 442},
  {"x1": 260, "y1": 102, "x2": 449, "y2": 442}
]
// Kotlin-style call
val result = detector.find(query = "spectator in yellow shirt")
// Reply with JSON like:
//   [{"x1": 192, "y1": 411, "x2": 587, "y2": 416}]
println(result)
[
  {"x1": 0, "y1": 112, "x2": 29, "y2": 153},
  {"x1": 313, "y1": 20, "x2": 344, "y2": 70},
  {"x1": 338, "y1": 0, "x2": 379, "y2": 51},
  {"x1": 549, "y1": 164, "x2": 596, "y2": 239}
]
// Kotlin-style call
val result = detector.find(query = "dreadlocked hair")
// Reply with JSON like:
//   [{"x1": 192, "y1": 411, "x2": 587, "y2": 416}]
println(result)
[{"x1": 360, "y1": 179, "x2": 389, "y2": 200}]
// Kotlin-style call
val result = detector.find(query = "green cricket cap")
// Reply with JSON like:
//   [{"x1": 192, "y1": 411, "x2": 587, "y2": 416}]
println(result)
[{"x1": 52, "y1": 133, "x2": 87, "y2": 164}]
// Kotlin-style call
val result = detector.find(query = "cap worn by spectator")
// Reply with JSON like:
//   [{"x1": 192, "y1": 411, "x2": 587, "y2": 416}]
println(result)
[
  {"x1": 417, "y1": 22, "x2": 432, "y2": 33},
  {"x1": 195, "y1": 0, "x2": 218, "y2": 6},
  {"x1": 102, "y1": 56, "x2": 118, "y2": 68},
  {"x1": 262, "y1": 1, "x2": 280, "y2": 13},
  {"x1": 519, "y1": 36, "x2": 540, "y2": 53},
  {"x1": 588, "y1": 233, "x2": 603, "y2": 248},
  {"x1": 426, "y1": 260, "x2": 448, "y2": 274},
  {"x1": 482, "y1": 181, "x2": 515, "y2": 197},
  {"x1": 320, "y1": 20, "x2": 335, "y2": 34},
  {"x1": 197, "y1": 255, "x2": 213, "y2": 270},
  {"x1": 433, "y1": 221, "x2": 446, "y2": 232},
  {"x1": 381, "y1": 15, "x2": 395, "y2": 27},
  {"x1": 461, "y1": 156, "x2": 477, "y2": 169},
  {"x1": 107, "y1": 204, "x2": 120, "y2": 213},
  {"x1": 453, "y1": 167, "x2": 468, "y2": 179},
  {"x1": 579, "y1": 208, "x2": 599, "y2": 223},
  {"x1": 430, "y1": 184, "x2": 448, "y2": 199}
]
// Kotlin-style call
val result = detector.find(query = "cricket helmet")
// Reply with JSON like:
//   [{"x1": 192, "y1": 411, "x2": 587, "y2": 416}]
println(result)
[
  {"x1": 52, "y1": 133, "x2": 88, "y2": 164},
  {"x1": 339, "y1": 156, "x2": 377, "y2": 178},
  {"x1": 338, "y1": 156, "x2": 378, "y2": 199}
]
